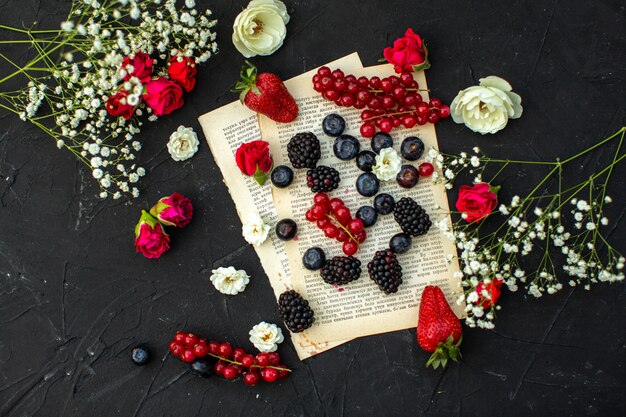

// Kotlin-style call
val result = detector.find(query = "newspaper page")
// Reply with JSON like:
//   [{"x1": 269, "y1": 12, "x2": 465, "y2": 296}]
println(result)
[
  {"x1": 260, "y1": 63, "x2": 465, "y2": 344},
  {"x1": 198, "y1": 53, "x2": 363, "y2": 359}
]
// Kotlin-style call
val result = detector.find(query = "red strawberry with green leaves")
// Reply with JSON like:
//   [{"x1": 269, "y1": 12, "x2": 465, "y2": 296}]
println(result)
[
  {"x1": 417, "y1": 285, "x2": 463, "y2": 369},
  {"x1": 233, "y1": 62, "x2": 298, "y2": 123}
]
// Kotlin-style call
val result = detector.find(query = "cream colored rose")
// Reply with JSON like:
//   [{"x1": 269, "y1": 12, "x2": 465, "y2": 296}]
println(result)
[
  {"x1": 232, "y1": 0, "x2": 290, "y2": 58},
  {"x1": 242, "y1": 212, "x2": 270, "y2": 246},
  {"x1": 450, "y1": 76, "x2": 523, "y2": 135},
  {"x1": 372, "y1": 147, "x2": 402, "y2": 181},
  {"x1": 167, "y1": 125, "x2": 199, "y2": 161},
  {"x1": 210, "y1": 266, "x2": 250, "y2": 295},
  {"x1": 248, "y1": 321, "x2": 284, "y2": 352}
]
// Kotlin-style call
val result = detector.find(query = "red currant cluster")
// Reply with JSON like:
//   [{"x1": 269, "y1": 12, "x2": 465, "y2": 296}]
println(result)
[
  {"x1": 169, "y1": 331, "x2": 291, "y2": 386},
  {"x1": 305, "y1": 193, "x2": 366, "y2": 256},
  {"x1": 312, "y1": 67, "x2": 450, "y2": 137}
]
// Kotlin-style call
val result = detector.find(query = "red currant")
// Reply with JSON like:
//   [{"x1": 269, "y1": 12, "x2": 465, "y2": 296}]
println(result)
[
  {"x1": 316, "y1": 218, "x2": 330, "y2": 229},
  {"x1": 356, "y1": 90, "x2": 371, "y2": 103},
  {"x1": 360, "y1": 122, "x2": 376, "y2": 138},
  {"x1": 417, "y1": 115, "x2": 428, "y2": 125},
  {"x1": 392, "y1": 117, "x2": 401, "y2": 128},
  {"x1": 360, "y1": 110, "x2": 374, "y2": 121},
  {"x1": 381, "y1": 96, "x2": 395, "y2": 109},
  {"x1": 312, "y1": 74, "x2": 321, "y2": 83},
  {"x1": 324, "y1": 89, "x2": 339, "y2": 101},
  {"x1": 232, "y1": 364, "x2": 244, "y2": 375},
  {"x1": 320, "y1": 76, "x2": 333, "y2": 90},
  {"x1": 348, "y1": 218, "x2": 364, "y2": 234},
  {"x1": 357, "y1": 76, "x2": 369, "y2": 88},
  {"x1": 340, "y1": 94, "x2": 355, "y2": 107},
  {"x1": 400, "y1": 72, "x2": 414, "y2": 86},
  {"x1": 379, "y1": 119, "x2": 393, "y2": 133},
  {"x1": 367, "y1": 97, "x2": 382, "y2": 109},
  {"x1": 313, "y1": 193, "x2": 329, "y2": 206},
  {"x1": 213, "y1": 361, "x2": 226, "y2": 376},
  {"x1": 318, "y1": 66, "x2": 331, "y2": 77},
  {"x1": 193, "y1": 343, "x2": 208, "y2": 357},
  {"x1": 267, "y1": 352, "x2": 281, "y2": 366},
  {"x1": 418, "y1": 162, "x2": 434, "y2": 177},
  {"x1": 255, "y1": 353, "x2": 270, "y2": 366},
  {"x1": 183, "y1": 333, "x2": 198, "y2": 347},
  {"x1": 403, "y1": 94, "x2": 417, "y2": 107},
  {"x1": 311, "y1": 204, "x2": 328, "y2": 220},
  {"x1": 261, "y1": 368, "x2": 278, "y2": 383},
  {"x1": 328, "y1": 198, "x2": 344, "y2": 212},
  {"x1": 334, "y1": 207, "x2": 351, "y2": 225},
  {"x1": 174, "y1": 331, "x2": 186, "y2": 344},
  {"x1": 244, "y1": 371, "x2": 260, "y2": 386},
  {"x1": 181, "y1": 349, "x2": 195, "y2": 363},
  {"x1": 241, "y1": 354, "x2": 255, "y2": 368},
  {"x1": 324, "y1": 225, "x2": 339, "y2": 239},
  {"x1": 218, "y1": 342, "x2": 232, "y2": 358},
  {"x1": 416, "y1": 102, "x2": 429, "y2": 117},
  {"x1": 333, "y1": 79, "x2": 347, "y2": 92},
  {"x1": 347, "y1": 83, "x2": 359, "y2": 95},
  {"x1": 169, "y1": 341, "x2": 184, "y2": 356},
  {"x1": 429, "y1": 98, "x2": 442, "y2": 108},
  {"x1": 428, "y1": 109, "x2": 441, "y2": 124},
  {"x1": 208, "y1": 340, "x2": 220, "y2": 355},
  {"x1": 232, "y1": 347, "x2": 246, "y2": 361},
  {"x1": 342, "y1": 241, "x2": 358, "y2": 256},
  {"x1": 336, "y1": 229, "x2": 349, "y2": 242},
  {"x1": 331, "y1": 69, "x2": 344, "y2": 79},
  {"x1": 392, "y1": 86, "x2": 406, "y2": 99},
  {"x1": 276, "y1": 365, "x2": 290, "y2": 380},
  {"x1": 223, "y1": 365, "x2": 237, "y2": 379},
  {"x1": 354, "y1": 230, "x2": 367, "y2": 244},
  {"x1": 369, "y1": 76, "x2": 381, "y2": 89},
  {"x1": 402, "y1": 114, "x2": 417, "y2": 128},
  {"x1": 345, "y1": 74, "x2": 357, "y2": 83},
  {"x1": 354, "y1": 101, "x2": 366, "y2": 109},
  {"x1": 305, "y1": 209, "x2": 315, "y2": 222},
  {"x1": 313, "y1": 82, "x2": 323, "y2": 92},
  {"x1": 440, "y1": 105, "x2": 451, "y2": 118},
  {"x1": 380, "y1": 78, "x2": 393, "y2": 92}
]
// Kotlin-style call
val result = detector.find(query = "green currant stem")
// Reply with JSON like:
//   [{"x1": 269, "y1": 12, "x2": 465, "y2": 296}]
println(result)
[
  {"x1": 368, "y1": 88, "x2": 429, "y2": 93},
  {"x1": 363, "y1": 109, "x2": 416, "y2": 122},
  {"x1": 326, "y1": 213, "x2": 359, "y2": 247},
  {"x1": 206, "y1": 353, "x2": 292, "y2": 373}
]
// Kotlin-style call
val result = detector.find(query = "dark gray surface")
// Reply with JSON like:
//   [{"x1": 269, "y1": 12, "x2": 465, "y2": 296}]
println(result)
[{"x1": 1, "y1": 1, "x2": 625, "y2": 416}]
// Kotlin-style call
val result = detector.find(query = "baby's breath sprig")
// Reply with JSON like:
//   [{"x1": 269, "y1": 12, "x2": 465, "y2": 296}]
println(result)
[
  {"x1": 0, "y1": 0, "x2": 217, "y2": 199},
  {"x1": 428, "y1": 127, "x2": 625, "y2": 329}
]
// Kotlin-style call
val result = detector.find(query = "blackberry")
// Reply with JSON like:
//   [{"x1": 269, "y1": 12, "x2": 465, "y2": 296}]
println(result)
[
  {"x1": 287, "y1": 132, "x2": 321, "y2": 169},
  {"x1": 278, "y1": 290, "x2": 315, "y2": 333},
  {"x1": 367, "y1": 249, "x2": 403, "y2": 294},
  {"x1": 393, "y1": 197, "x2": 432, "y2": 237},
  {"x1": 320, "y1": 256, "x2": 362, "y2": 285},
  {"x1": 306, "y1": 165, "x2": 340, "y2": 193}
]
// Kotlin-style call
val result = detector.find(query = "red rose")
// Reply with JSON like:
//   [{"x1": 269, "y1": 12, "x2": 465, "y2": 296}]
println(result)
[
  {"x1": 383, "y1": 28, "x2": 430, "y2": 74},
  {"x1": 142, "y1": 77, "x2": 184, "y2": 116},
  {"x1": 105, "y1": 89, "x2": 136, "y2": 120},
  {"x1": 134, "y1": 211, "x2": 170, "y2": 259},
  {"x1": 121, "y1": 52, "x2": 154, "y2": 83},
  {"x1": 168, "y1": 57, "x2": 197, "y2": 92},
  {"x1": 475, "y1": 279, "x2": 503, "y2": 309},
  {"x1": 235, "y1": 140, "x2": 273, "y2": 185},
  {"x1": 455, "y1": 182, "x2": 498, "y2": 223},
  {"x1": 150, "y1": 192, "x2": 193, "y2": 228}
]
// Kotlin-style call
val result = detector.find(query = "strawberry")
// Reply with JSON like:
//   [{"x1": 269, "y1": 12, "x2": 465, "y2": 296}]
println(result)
[
  {"x1": 233, "y1": 62, "x2": 298, "y2": 123},
  {"x1": 417, "y1": 285, "x2": 463, "y2": 369}
]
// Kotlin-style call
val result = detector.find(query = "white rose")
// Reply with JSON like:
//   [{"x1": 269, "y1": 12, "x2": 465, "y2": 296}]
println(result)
[
  {"x1": 248, "y1": 321, "x2": 284, "y2": 352},
  {"x1": 210, "y1": 266, "x2": 250, "y2": 295},
  {"x1": 372, "y1": 147, "x2": 402, "y2": 181},
  {"x1": 242, "y1": 212, "x2": 270, "y2": 246},
  {"x1": 167, "y1": 125, "x2": 199, "y2": 161},
  {"x1": 232, "y1": 0, "x2": 290, "y2": 58},
  {"x1": 450, "y1": 76, "x2": 523, "y2": 135}
]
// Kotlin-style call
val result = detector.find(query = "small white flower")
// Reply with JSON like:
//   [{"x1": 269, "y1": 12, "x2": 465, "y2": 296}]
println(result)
[
  {"x1": 232, "y1": 0, "x2": 290, "y2": 58},
  {"x1": 167, "y1": 125, "x2": 200, "y2": 161},
  {"x1": 450, "y1": 76, "x2": 522, "y2": 135},
  {"x1": 470, "y1": 156, "x2": 480, "y2": 167},
  {"x1": 210, "y1": 266, "x2": 250, "y2": 295},
  {"x1": 242, "y1": 212, "x2": 271, "y2": 246},
  {"x1": 249, "y1": 321, "x2": 284, "y2": 352},
  {"x1": 372, "y1": 147, "x2": 402, "y2": 181}
]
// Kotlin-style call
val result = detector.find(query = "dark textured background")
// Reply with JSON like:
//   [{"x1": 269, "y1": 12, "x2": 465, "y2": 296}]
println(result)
[{"x1": 1, "y1": 1, "x2": 625, "y2": 416}]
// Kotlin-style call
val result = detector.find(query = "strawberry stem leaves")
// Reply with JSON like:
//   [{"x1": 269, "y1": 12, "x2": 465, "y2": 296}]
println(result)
[
  {"x1": 425, "y1": 334, "x2": 462, "y2": 369},
  {"x1": 231, "y1": 61, "x2": 260, "y2": 102}
]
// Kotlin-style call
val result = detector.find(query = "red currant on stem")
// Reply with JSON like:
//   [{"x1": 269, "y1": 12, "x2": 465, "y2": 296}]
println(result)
[
  {"x1": 244, "y1": 371, "x2": 260, "y2": 386},
  {"x1": 169, "y1": 341, "x2": 184, "y2": 356},
  {"x1": 440, "y1": 105, "x2": 451, "y2": 118},
  {"x1": 183, "y1": 333, "x2": 198, "y2": 347},
  {"x1": 360, "y1": 122, "x2": 375, "y2": 138},
  {"x1": 241, "y1": 354, "x2": 255, "y2": 368},
  {"x1": 193, "y1": 343, "x2": 208, "y2": 357},
  {"x1": 214, "y1": 361, "x2": 226, "y2": 376},
  {"x1": 208, "y1": 340, "x2": 220, "y2": 354},
  {"x1": 267, "y1": 352, "x2": 281, "y2": 366},
  {"x1": 174, "y1": 331, "x2": 185, "y2": 344},
  {"x1": 232, "y1": 347, "x2": 246, "y2": 361},
  {"x1": 261, "y1": 367, "x2": 279, "y2": 383},
  {"x1": 255, "y1": 353, "x2": 270, "y2": 366},
  {"x1": 317, "y1": 66, "x2": 330, "y2": 77},
  {"x1": 218, "y1": 342, "x2": 232, "y2": 358},
  {"x1": 223, "y1": 366, "x2": 237, "y2": 380},
  {"x1": 181, "y1": 349, "x2": 195, "y2": 363}
]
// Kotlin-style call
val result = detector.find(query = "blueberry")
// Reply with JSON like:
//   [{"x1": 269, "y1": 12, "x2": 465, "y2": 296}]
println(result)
[
  {"x1": 271, "y1": 165, "x2": 294, "y2": 188},
  {"x1": 276, "y1": 219, "x2": 297, "y2": 241},
  {"x1": 356, "y1": 150, "x2": 377, "y2": 172},
  {"x1": 131, "y1": 345, "x2": 151, "y2": 366},
  {"x1": 303, "y1": 247, "x2": 326, "y2": 270},
  {"x1": 190, "y1": 359, "x2": 212, "y2": 378},
  {"x1": 371, "y1": 132, "x2": 393, "y2": 154},
  {"x1": 396, "y1": 165, "x2": 419, "y2": 188},
  {"x1": 356, "y1": 172, "x2": 380, "y2": 197},
  {"x1": 322, "y1": 114, "x2": 346, "y2": 136},
  {"x1": 400, "y1": 136, "x2": 424, "y2": 161},
  {"x1": 333, "y1": 135, "x2": 360, "y2": 160},
  {"x1": 356, "y1": 205, "x2": 378, "y2": 228},
  {"x1": 374, "y1": 193, "x2": 395, "y2": 215},
  {"x1": 390, "y1": 233, "x2": 412, "y2": 254}
]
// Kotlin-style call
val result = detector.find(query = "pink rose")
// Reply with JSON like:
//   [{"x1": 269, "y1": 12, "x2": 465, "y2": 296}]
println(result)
[
  {"x1": 121, "y1": 52, "x2": 154, "y2": 83},
  {"x1": 134, "y1": 211, "x2": 170, "y2": 259},
  {"x1": 455, "y1": 183, "x2": 499, "y2": 223},
  {"x1": 383, "y1": 28, "x2": 430, "y2": 74},
  {"x1": 168, "y1": 56, "x2": 197, "y2": 92},
  {"x1": 150, "y1": 192, "x2": 193, "y2": 228},
  {"x1": 142, "y1": 77, "x2": 184, "y2": 116},
  {"x1": 105, "y1": 89, "x2": 136, "y2": 120}
]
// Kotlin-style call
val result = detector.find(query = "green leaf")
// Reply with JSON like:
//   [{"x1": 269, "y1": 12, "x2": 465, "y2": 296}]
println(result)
[
  {"x1": 253, "y1": 166, "x2": 269, "y2": 186},
  {"x1": 489, "y1": 184, "x2": 501, "y2": 195}
]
